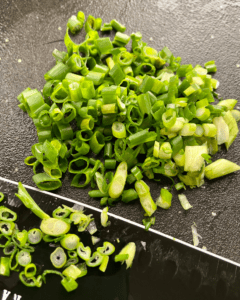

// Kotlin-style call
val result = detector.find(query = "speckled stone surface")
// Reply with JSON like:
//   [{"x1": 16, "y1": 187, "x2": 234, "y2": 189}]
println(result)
[{"x1": 1, "y1": 0, "x2": 240, "y2": 263}]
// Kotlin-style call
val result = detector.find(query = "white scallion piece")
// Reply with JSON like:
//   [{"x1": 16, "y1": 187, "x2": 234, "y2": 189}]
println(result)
[
  {"x1": 178, "y1": 194, "x2": 192, "y2": 210},
  {"x1": 191, "y1": 223, "x2": 202, "y2": 247},
  {"x1": 91, "y1": 236, "x2": 100, "y2": 245},
  {"x1": 87, "y1": 220, "x2": 97, "y2": 235},
  {"x1": 101, "y1": 206, "x2": 111, "y2": 227}
]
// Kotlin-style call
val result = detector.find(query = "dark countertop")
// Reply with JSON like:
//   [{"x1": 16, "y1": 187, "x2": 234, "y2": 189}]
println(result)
[{"x1": 0, "y1": 0, "x2": 240, "y2": 263}]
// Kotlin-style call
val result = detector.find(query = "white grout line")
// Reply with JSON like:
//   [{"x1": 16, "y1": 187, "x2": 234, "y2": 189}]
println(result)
[{"x1": 1, "y1": 176, "x2": 240, "y2": 268}]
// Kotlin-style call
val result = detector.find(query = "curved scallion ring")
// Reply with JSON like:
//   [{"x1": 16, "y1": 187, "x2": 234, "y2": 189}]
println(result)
[
  {"x1": 97, "y1": 242, "x2": 115, "y2": 256},
  {"x1": 86, "y1": 251, "x2": 104, "y2": 267},
  {"x1": 77, "y1": 242, "x2": 91, "y2": 261},
  {"x1": 24, "y1": 263, "x2": 37, "y2": 278}
]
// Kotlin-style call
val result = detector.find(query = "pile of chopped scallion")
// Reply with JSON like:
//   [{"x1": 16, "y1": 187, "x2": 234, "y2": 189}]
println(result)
[
  {"x1": 17, "y1": 12, "x2": 240, "y2": 229},
  {"x1": 0, "y1": 183, "x2": 136, "y2": 291}
]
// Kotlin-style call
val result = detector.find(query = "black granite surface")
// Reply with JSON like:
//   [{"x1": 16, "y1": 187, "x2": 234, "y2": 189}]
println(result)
[{"x1": 1, "y1": 0, "x2": 240, "y2": 263}]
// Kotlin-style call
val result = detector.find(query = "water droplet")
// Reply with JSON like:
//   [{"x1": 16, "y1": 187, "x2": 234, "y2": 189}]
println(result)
[
  {"x1": 211, "y1": 35, "x2": 214, "y2": 39},
  {"x1": 58, "y1": 27, "x2": 62, "y2": 31},
  {"x1": 212, "y1": 212, "x2": 216, "y2": 217},
  {"x1": 5, "y1": 38, "x2": 9, "y2": 42},
  {"x1": 18, "y1": 59, "x2": 22, "y2": 63},
  {"x1": 236, "y1": 64, "x2": 240, "y2": 68}
]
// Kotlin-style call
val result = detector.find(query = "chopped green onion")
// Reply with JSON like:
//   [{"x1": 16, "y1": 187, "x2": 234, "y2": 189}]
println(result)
[
  {"x1": 86, "y1": 251, "x2": 104, "y2": 267},
  {"x1": 24, "y1": 263, "x2": 37, "y2": 278},
  {"x1": 112, "y1": 122, "x2": 126, "y2": 138},
  {"x1": 205, "y1": 159, "x2": 240, "y2": 180},
  {"x1": 0, "y1": 257, "x2": 10, "y2": 276},
  {"x1": 44, "y1": 63, "x2": 70, "y2": 81},
  {"x1": 104, "y1": 159, "x2": 117, "y2": 170},
  {"x1": 52, "y1": 205, "x2": 71, "y2": 219},
  {"x1": 121, "y1": 189, "x2": 138, "y2": 203},
  {"x1": 202, "y1": 153, "x2": 212, "y2": 164},
  {"x1": 40, "y1": 218, "x2": 70, "y2": 236},
  {"x1": 88, "y1": 190, "x2": 108, "y2": 198},
  {"x1": 110, "y1": 19, "x2": 126, "y2": 32},
  {"x1": 0, "y1": 221, "x2": 15, "y2": 235},
  {"x1": 114, "y1": 254, "x2": 129, "y2": 262},
  {"x1": 91, "y1": 236, "x2": 101, "y2": 245},
  {"x1": 15, "y1": 11, "x2": 240, "y2": 251},
  {"x1": 101, "y1": 23, "x2": 112, "y2": 31},
  {"x1": 223, "y1": 110, "x2": 239, "y2": 150},
  {"x1": 32, "y1": 173, "x2": 62, "y2": 191},
  {"x1": 87, "y1": 220, "x2": 98, "y2": 235},
  {"x1": 95, "y1": 37, "x2": 113, "y2": 55},
  {"x1": 101, "y1": 206, "x2": 111, "y2": 227},
  {"x1": 113, "y1": 32, "x2": 130, "y2": 46},
  {"x1": 115, "y1": 242, "x2": 136, "y2": 269},
  {"x1": 62, "y1": 265, "x2": 82, "y2": 280},
  {"x1": 175, "y1": 182, "x2": 186, "y2": 191},
  {"x1": 42, "y1": 270, "x2": 64, "y2": 283},
  {"x1": 0, "y1": 192, "x2": 4, "y2": 203},
  {"x1": 77, "y1": 242, "x2": 91, "y2": 261},
  {"x1": 28, "y1": 228, "x2": 43, "y2": 244},
  {"x1": 67, "y1": 15, "x2": 84, "y2": 34},
  {"x1": 156, "y1": 188, "x2": 172, "y2": 209},
  {"x1": 97, "y1": 242, "x2": 115, "y2": 256},
  {"x1": 159, "y1": 142, "x2": 172, "y2": 159},
  {"x1": 89, "y1": 131, "x2": 105, "y2": 154},
  {"x1": 135, "y1": 180, "x2": 157, "y2": 216},
  {"x1": 131, "y1": 166, "x2": 143, "y2": 181},
  {"x1": 68, "y1": 250, "x2": 77, "y2": 259},
  {"x1": 204, "y1": 60, "x2": 217, "y2": 73},
  {"x1": 60, "y1": 234, "x2": 80, "y2": 250},
  {"x1": 184, "y1": 144, "x2": 208, "y2": 172},
  {"x1": 231, "y1": 110, "x2": 240, "y2": 122},
  {"x1": 9, "y1": 249, "x2": 19, "y2": 270},
  {"x1": 108, "y1": 162, "x2": 128, "y2": 199},
  {"x1": 218, "y1": 99, "x2": 237, "y2": 110},
  {"x1": 99, "y1": 255, "x2": 109, "y2": 272},
  {"x1": 16, "y1": 250, "x2": 32, "y2": 267},
  {"x1": 180, "y1": 123, "x2": 196, "y2": 136},
  {"x1": 109, "y1": 63, "x2": 126, "y2": 85},
  {"x1": 61, "y1": 276, "x2": 78, "y2": 292},
  {"x1": 50, "y1": 247, "x2": 67, "y2": 269},
  {"x1": 142, "y1": 216, "x2": 155, "y2": 231},
  {"x1": 178, "y1": 194, "x2": 192, "y2": 210},
  {"x1": 127, "y1": 129, "x2": 157, "y2": 148},
  {"x1": 100, "y1": 197, "x2": 108, "y2": 206},
  {"x1": 0, "y1": 206, "x2": 17, "y2": 222},
  {"x1": 3, "y1": 242, "x2": 17, "y2": 256},
  {"x1": 191, "y1": 222, "x2": 201, "y2": 246},
  {"x1": 202, "y1": 123, "x2": 217, "y2": 137},
  {"x1": 19, "y1": 272, "x2": 38, "y2": 287}
]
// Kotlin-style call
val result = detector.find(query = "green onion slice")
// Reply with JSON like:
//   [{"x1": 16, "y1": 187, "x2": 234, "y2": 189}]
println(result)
[
  {"x1": 97, "y1": 241, "x2": 115, "y2": 256},
  {"x1": 50, "y1": 247, "x2": 67, "y2": 269}
]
